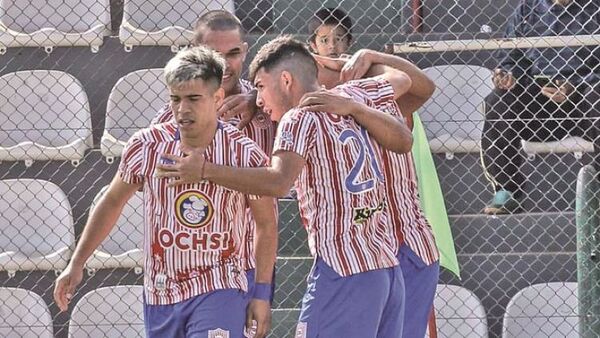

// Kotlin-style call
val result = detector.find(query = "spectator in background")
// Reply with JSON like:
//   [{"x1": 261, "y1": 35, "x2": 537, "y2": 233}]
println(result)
[
  {"x1": 482, "y1": 0, "x2": 600, "y2": 214},
  {"x1": 307, "y1": 7, "x2": 353, "y2": 58}
]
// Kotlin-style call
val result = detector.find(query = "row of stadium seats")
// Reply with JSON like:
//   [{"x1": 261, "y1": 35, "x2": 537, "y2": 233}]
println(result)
[
  {"x1": 0, "y1": 282, "x2": 578, "y2": 337},
  {"x1": 0, "y1": 179, "x2": 143, "y2": 276},
  {"x1": 0, "y1": 0, "x2": 406, "y2": 54},
  {"x1": 0, "y1": 65, "x2": 593, "y2": 168},
  {"x1": 0, "y1": 0, "x2": 233, "y2": 53}
]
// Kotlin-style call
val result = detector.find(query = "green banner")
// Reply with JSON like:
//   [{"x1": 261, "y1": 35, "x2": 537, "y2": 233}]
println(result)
[{"x1": 412, "y1": 113, "x2": 460, "y2": 278}]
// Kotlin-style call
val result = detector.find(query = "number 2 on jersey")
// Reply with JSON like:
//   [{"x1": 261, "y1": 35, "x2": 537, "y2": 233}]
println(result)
[{"x1": 338, "y1": 127, "x2": 384, "y2": 193}]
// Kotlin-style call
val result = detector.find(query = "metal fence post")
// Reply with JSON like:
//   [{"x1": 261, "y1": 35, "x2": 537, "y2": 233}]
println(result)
[{"x1": 576, "y1": 164, "x2": 600, "y2": 337}]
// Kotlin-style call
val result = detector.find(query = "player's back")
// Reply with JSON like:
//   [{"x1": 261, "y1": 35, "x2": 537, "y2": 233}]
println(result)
[
  {"x1": 348, "y1": 77, "x2": 440, "y2": 264},
  {"x1": 275, "y1": 98, "x2": 398, "y2": 277}
]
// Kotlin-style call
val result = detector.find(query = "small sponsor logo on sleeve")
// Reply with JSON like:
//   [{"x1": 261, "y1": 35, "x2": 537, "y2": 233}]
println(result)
[
  {"x1": 295, "y1": 322, "x2": 307, "y2": 338},
  {"x1": 208, "y1": 328, "x2": 230, "y2": 338}
]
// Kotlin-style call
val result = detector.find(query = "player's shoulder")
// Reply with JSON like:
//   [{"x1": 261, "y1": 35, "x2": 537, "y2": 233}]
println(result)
[
  {"x1": 132, "y1": 120, "x2": 179, "y2": 145},
  {"x1": 221, "y1": 122, "x2": 261, "y2": 148},
  {"x1": 346, "y1": 77, "x2": 392, "y2": 92},
  {"x1": 239, "y1": 78, "x2": 255, "y2": 93}
]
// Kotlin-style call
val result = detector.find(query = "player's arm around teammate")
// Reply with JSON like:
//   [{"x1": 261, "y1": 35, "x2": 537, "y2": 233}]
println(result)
[
  {"x1": 54, "y1": 175, "x2": 141, "y2": 311},
  {"x1": 244, "y1": 196, "x2": 278, "y2": 337},
  {"x1": 314, "y1": 49, "x2": 435, "y2": 128},
  {"x1": 298, "y1": 67, "x2": 414, "y2": 154}
]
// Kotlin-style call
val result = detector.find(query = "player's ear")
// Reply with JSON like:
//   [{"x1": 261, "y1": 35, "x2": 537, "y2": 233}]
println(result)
[
  {"x1": 241, "y1": 42, "x2": 249, "y2": 61},
  {"x1": 213, "y1": 86, "x2": 225, "y2": 107},
  {"x1": 280, "y1": 70, "x2": 293, "y2": 90},
  {"x1": 309, "y1": 41, "x2": 317, "y2": 54}
]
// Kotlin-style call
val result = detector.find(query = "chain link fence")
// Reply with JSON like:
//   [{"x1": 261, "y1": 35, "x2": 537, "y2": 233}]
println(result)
[{"x1": 0, "y1": 0, "x2": 599, "y2": 337}]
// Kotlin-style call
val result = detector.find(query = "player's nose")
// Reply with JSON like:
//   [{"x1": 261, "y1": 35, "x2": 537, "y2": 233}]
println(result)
[{"x1": 256, "y1": 95, "x2": 265, "y2": 108}]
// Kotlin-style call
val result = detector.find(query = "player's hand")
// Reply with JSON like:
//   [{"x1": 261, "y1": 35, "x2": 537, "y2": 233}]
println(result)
[
  {"x1": 246, "y1": 299, "x2": 271, "y2": 338},
  {"x1": 217, "y1": 91, "x2": 258, "y2": 130},
  {"x1": 299, "y1": 89, "x2": 359, "y2": 116},
  {"x1": 540, "y1": 80, "x2": 573, "y2": 104},
  {"x1": 156, "y1": 146, "x2": 206, "y2": 187},
  {"x1": 313, "y1": 54, "x2": 346, "y2": 89},
  {"x1": 312, "y1": 53, "x2": 347, "y2": 71},
  {"x1": 54, "y1": 263, "x2": 83, "y2": 312},
  {"x1": 492, "y1": 68, "x2": 516, "y2": 90},
  {"x1": 340, "y1": 49, "x2": 374, "y2": 82}
]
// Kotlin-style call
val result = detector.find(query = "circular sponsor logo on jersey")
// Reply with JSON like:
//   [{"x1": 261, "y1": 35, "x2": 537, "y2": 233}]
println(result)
[
  {"x1": 254, "y1": 112, "x2": 271, "y2": 128},
  {"x1": 174, "y1": 191, "x2": 214, "y2": 228}
]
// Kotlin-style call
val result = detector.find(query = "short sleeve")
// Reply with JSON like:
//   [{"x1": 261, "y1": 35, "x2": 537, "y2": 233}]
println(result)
[
  {"x1": 118, "y1": 133, "x2": 144, "y2": 185},
  {"x1": 347, "y1": 77, "x2": 396, "y2": 104},
  {"x1": 150, "y1": 104, "x2": 173, "y2": 126},
  {"x1": 273, "y1": 109, "x2": 317, "y2": 159},
  {"x1": 342, "y1": 80, "x2": 404, "y2": 119},
  {"x1": 239, "y1": 137, "x2": 270, "y2": 200}
]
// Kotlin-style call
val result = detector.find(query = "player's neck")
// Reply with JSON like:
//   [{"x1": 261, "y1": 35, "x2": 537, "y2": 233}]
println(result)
[
  {"x1": 292, "y1": 82, "x2": 321, "y2": 106},
  {"x1": 224, "y1": 81, "x2": 241, "y2": 97},
  {"x1": 180, "y1": 120, "x2": 218, "y2": 149}
]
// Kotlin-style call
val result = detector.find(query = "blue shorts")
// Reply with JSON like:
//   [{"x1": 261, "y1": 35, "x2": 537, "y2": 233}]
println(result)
[
  {"x1": 245, "y1": 268, "x2": 276, "y2": 303},
  {"x1": 398, "y1": 244, "x2": 440, "y2": 338},
  {"x1": 143, "y1": 289, "x2": 246, "y2": 338},
  {"x1": 296, "y1": 257, "x2": 405, "y2": 338}
]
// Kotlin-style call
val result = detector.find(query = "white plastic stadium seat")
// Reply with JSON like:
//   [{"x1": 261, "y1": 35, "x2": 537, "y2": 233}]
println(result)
[
  {"x1": 502, "y1": 282, "x2": 578, "y2": 338},
  {"x1": 522, "y1": 137, "x2": 594, "y2": 160},
  {"x1": 427, "y1": 284, "x2": 488, "y2": 337},
  {"x1": 0, "y1": 0, "x2": 111, "y2": 54},
  {"x1": 119, "y1": 0, "x2": 235, "y2": 51},
  {"x1": 420, "y1": 65, "x2": 494, "y2": 158},
  {"x1": 69, "y1": 285, "x2": 144, "y2": 338},
  {"x1": 101, "y1": 68, "x2": 168, "y2": 161},
  {"x1": 0, "y1": 70, "x2": 93, "y2": 167},
  {"x1": 0, "y1": 179, "x2": 74, "y2": 275},
  {"x1": 0, "y1": 287, "x2": 53, "y2": 338},
  {"x1": 85, "y1": 186, "x2": 144, "y2": 272}
]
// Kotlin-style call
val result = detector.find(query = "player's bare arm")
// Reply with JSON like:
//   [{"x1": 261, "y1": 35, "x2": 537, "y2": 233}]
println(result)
[
  {"x1": 245, "y1": 197, "x2": 278, "y2": 338},
  {"x1": 298, "y1": 89, "x2": 413, "y2": 154},
  {"x1": 157, "y1": 149, "x2": 304, "y2": 196},
  {"x1": 314, "y1": 50, "x2": 436, "y2": 128},
  {"x1": 205, "y1": 151, "x2": 305, "y2": 197},
  {"x1": 54, "y1": 175, "x2": 141, "y2": 312}
]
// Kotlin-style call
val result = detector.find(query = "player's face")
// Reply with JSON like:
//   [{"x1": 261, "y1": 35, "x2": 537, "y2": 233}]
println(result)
[
  {"x1": 199, "y1": 29, "x2": 248, "y2": 96},
  {"x1": 310, "y1": 24, "x2": 351, "y2": 58},
  {"x1": 169, "y1": 79, "x2": 224, "y2": 136},
  {"x1": 254, "y1": 68, "x2": 293, "y2": 122}
]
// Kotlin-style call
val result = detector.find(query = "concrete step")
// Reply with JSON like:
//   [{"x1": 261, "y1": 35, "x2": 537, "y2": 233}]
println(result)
[
  {"x1": 434, "y1": 152, "x2": 589, "y2": 215},
  {"x1": 451, "y1": 211, "x2": 575, "y2": 255},
  {"x1": 277, "y1": 201, "x2": 576, "y2": 257}
]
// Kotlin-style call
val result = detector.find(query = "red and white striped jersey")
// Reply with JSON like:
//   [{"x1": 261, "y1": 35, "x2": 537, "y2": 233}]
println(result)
[
  {"x1": 119, "y1": 120, "x2": 269, "y2": 305},
  {"x1": 348, "y1": 77, "x2": 439, "y2": 265},
  {"x1": 150, "y1": 78, "x2": 277, "y2": 271},
  {"x1": 273, "y1": 83, "x2": 399, "y2": 277}
]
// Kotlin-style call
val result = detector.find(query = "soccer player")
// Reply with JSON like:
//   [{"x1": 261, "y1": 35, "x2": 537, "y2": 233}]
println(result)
[
  {"x1": 54, "y1": 46, "x2": 277, "y2": 338},
  {"x1": 158, "y1": 36, "x2": 413, "y2": 337},
  {"x1": 151, "y1": 10, "x2": 278, "y2": 304},
  {"x1": 303, "y1": 50, "x2": 440, "y2": 338}
]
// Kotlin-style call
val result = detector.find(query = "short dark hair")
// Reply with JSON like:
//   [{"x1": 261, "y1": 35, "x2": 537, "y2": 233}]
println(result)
[
  {"x1": 193, "y1": 10, "x2": 244, "y2": 45},
  {"x1": 307, "y1": 7, "x2": 353, "y2": 43},
  {"x1": 164, "y1": 46, "x2": 225, "y2": 89},
  {"x1": 248, "y1": 35, "x2": 318, "y2": 83}
]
